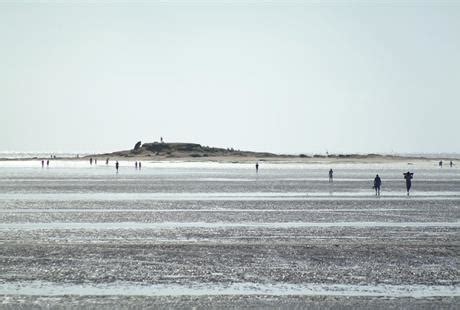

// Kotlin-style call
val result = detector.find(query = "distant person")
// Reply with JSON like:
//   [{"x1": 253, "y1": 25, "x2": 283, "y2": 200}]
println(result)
[
  {"x1": 138, "y1": 161, "x2": 142, "y2": 169},
  {"x1": 255, "y1": 162, "x2": 259, "y2": 173},
  {"x1": 115, "y1": 161, "x2": 119, "y2": 173},
  {"x1": 135, "y1": 161, "x2": 138, "y2": 169},
  {"x1": 106, "y1": 158, "x2": 109, "y2": 165},
  {"x1": 41, "y1": 160, "x2": 44, "y2": 168},
  {"x1": 373, "y1": 174, "x2": 382, "y2": 196},
  {"x1": 450, "y1": 161, "x2": 454, "y2": 168},
  {"x1": 439, "y1": 160, "x2": 443, "y2": 168},
  {"x1": 46, "y1": 160, "x2": 49, "y2": 167},
  {"x1": 90, "y1": 158, "x2": 93, "y2": 165},
  {"x1": 161, "y1": 137, "x2": 164, "y2": 143},
  {"x1": 328, "y1": 169, "x2": 333, "y2": 183},
  {"x1": 95, "y1": 158, "x2": 97, "y2": 165},
  {"x1": 403, "y1": 171, "x2": 414, "y2": 196}
]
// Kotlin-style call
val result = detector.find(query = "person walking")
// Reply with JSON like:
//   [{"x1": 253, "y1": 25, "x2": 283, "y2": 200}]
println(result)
[
  {"x1": 450, "y1": 161, "x2": 454, "y2": 168},
  {"x1": 106, "y1": 158, "x2": 109, "y2": 165},
  {"x1": 90, "y1": 158, "x2": 93, "y2": 165},
  {"x1": 138, "y1": 161, "x2": 142, "y2": 170},
  {"x1": 46, "y1": 160, "x2": 49, "y2": 167},
  {"x1": 41, "y1": 160, "x2": 44, "y2": 168},
  {"x1": 373, "y1": 174, "x2": 382, "y2": 196},
  {"x1": 439, "y1": 160, "x2": 443, "y2": 168},
  {"x1": 115, "y1": 161, "x2": 119, "y2": 173},
  {"x1": 135, "y1": 161, "x2": 138, "y2": 169},
  {"x1": 403, "y1": 171, "x2": 414, "y2": 196},
  {"x1": 328, "y1": 169, "x2": 333, "y2": 183},
  {"x1": 255, "y1": 162, "x2": 259, "y2": 173}
]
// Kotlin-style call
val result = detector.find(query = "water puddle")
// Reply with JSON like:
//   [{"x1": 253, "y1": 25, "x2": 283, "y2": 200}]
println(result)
[
  {"x1": 0, "y1": 208, "x2": 411, "y2": 213},
  {"x1": 0, "y1": 221, "x2": 458, "y2": 230},
  {"x1": 0, "y1": 281, "x2": 458, "y2": 297},
  {"x1": 1, "y1": 192, "x2": 460, "y2": 201}
]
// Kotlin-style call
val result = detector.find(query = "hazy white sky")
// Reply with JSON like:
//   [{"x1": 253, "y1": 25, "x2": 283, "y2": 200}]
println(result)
[{"x1": 1, "y1": 0, "x2": 459, "y2": 154}]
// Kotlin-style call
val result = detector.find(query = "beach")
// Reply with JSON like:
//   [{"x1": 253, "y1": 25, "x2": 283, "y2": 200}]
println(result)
[{"x1": 0, "y1": 159, "x2": 458, "y2": 308}]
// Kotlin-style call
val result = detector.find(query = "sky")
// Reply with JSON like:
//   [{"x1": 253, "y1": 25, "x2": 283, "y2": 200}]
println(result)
[{"x1": 1, "y1": 0, "x2": 459, "y2": 154}]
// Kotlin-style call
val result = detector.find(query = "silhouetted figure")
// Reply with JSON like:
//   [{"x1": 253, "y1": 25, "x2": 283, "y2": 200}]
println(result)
[
  {"x1": 41, "y1": 160, "x2": 44, "y2": 168},
  {"x1": 90, "y1": 158, "x2": 93, "y2": 165},
  {"x1": 328, "y1": 169, "x2": 333, "y2": 183},
  {"x1": 115, "y1": 161, "x2": 119, "y2": 173},
  {"x1": 255, "y1": 162, "x2": 259, "y2": 173},
  {"x1": 94, "y1": 159, "x2": 97, "y2": 165},
  {"x1": 138, "y1": 162, "x2": 141, "y2": 170},
  {"x1": 135, "y1": 161, "x2": 138, "y2": 169},
  {"x1": 403, "y1": 171, "x2": 414, "y2": 196},
  {"x1": 373, "y1": 174, "x2": 382, "y2": 196},
  {"x1": 450, "y1": 161, "x2": 453, "y2": 168},
  {"x1": 439, "y1": 160, "x2": 443, "y2": 168},
  {"x1": 106, "y1": 158, "x2": 109, "y2": 165},
  {"x1": 161, "y1": 137, "x2": 164, "y2": 143},
  {"x1": 46, "y1": 160, "x2": 49, "y2": 167}
]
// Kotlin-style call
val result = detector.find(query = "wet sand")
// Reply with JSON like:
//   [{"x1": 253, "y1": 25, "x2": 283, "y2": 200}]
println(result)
[{"x1": 0, "y1": 161, "x2": 458, "y2": 308}]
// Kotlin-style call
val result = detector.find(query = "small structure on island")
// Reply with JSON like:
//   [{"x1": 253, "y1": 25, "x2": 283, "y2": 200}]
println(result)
[{"x1": 134, "y1": 141, "x2": 142, "y2": 151}]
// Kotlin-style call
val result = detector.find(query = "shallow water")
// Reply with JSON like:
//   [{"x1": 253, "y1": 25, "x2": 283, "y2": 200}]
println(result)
[
  {"x1": 1, "y1": 281, "x2": 458, "y2": 297},
  {"x1": 0, "y1": 160, "x2": 458, "y2": 301},
  {"x1": 1, "y1": 221, "x2": 459, "y2": 230}
]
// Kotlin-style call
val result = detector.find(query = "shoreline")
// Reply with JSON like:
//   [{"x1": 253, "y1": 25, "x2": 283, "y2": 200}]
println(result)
[
  {"x1": 1, "y1": 143, "x2": 458, "y2": 163},
  {"x1": 0, "y1": 155, "x2": 457, "y2": 165}
]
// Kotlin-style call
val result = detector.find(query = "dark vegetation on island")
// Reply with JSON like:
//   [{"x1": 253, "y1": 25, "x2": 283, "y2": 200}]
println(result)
[
  {"x1": 97, "y1": 142, "x2": 280, "y2": 159},
  {"x1": 91, "y1": 141, "x2": 438, "y2": 161}
]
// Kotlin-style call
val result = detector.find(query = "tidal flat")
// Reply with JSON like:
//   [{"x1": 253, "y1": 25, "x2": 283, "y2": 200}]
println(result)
[{"x1": 0, "y1": 161, "x2": 458, "y2": 308}]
